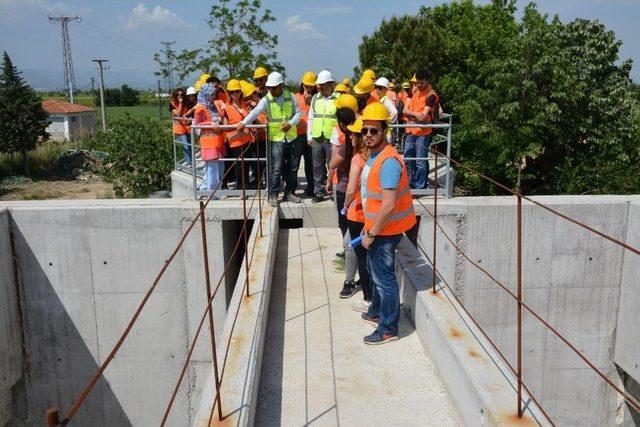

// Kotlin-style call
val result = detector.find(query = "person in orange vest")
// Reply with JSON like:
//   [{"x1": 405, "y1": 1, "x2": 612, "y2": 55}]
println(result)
[
  {"x1": 253, "y1": 66, "x2": 269, "y2": 98},
  {"x1": 359, "y1": 102, "x2": 417, "y2": 344},
  {"x1": 193, "y1": 83, "x2": 226, "y2": 195},
  {"x1": 353, "y1": 78, "x2": 376, "y2": 114},
  {"x1": 403, "y1": 69, "x2": 440, "y2": 189},
  {"x1": 222, "y1": 79, "x2": 254, "y2": 191},
  {"x1": 342, "y1": 118, "x2": 372, "y2": 313},
  {"x1": 240, "y1": 80, "x2": 266, "y2": 189},
  {"x1": 170, "y1": 87, "x2": 193, "y2": 166},
  {"x1": 294, "y1": 71, "x2": 317, "y2": 197}
]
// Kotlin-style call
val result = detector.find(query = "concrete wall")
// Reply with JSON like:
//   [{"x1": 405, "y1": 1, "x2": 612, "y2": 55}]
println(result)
[
  {"x1": 415, "y1": 195, "x2": 640, "y2": 426},
  {"x1": 0, "y1": 199, "x2": 256, "y2": 426},
  {"x1": 0, "y1": 209, "x2": 22, "y2": 426}
]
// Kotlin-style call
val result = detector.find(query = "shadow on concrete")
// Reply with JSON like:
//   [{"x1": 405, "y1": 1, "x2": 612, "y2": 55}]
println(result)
[{"x1": 10, "y1": 223, "x2": 131, "y2": 426}]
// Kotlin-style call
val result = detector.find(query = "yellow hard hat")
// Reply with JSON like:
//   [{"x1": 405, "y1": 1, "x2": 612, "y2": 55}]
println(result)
[
  {"x1": 198, "y1": 73, "x2": 211, "y2": 83},
  {"x1": 410, "y1": 74, "x2": 417, "y2": 83},
  {"x1": 253, "y1": 66, "x2": 268, "y2": 79},
  {"x1": 353, "y1": 78, "x2": 374, "y2": 95},
  {"x1": 402, "y1": 81, "x2": 411, "y2": 89},
  {"x1": 342, "y1": 78, "x2": 351, "y2": 86},
  {"x1": 347, "y1": 118, "x2": 363, "y2": 134},
  {"x1": 361, "y1": 101, "x2": 389, "y2": 122},
  {"x1": 226, "y1": 79, "x2": 242, "y2": 92},
  {"x1": 240, "y1": 80, "x2": 257, "y2": 98},
  {"x1": 389, "y1": 82, "x2": 396, "y2": 89},
  {"x1": 334, "y1": 94, "x2": 358, "y2": 114},
  {"x1": 301, "y1": 71, "x2": 317, "y2": 86},
  {"x1": 362, "y1": 69, "x2": 376, "y2": 81},
  {"x1": 335, "y1": 83, "x2": 348, "y2": 94},
  {"x1": 194, "y1": 80, "x2": 203, "y2": 92}
]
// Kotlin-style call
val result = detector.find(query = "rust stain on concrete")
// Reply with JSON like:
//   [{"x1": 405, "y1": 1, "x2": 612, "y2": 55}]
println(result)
[
  {"x1": 500, "y1": 412, "x2": 538, "y2": 426},
  {"x1": 448, "y1": 327, "x2": 464, "y2": 339},
  {"x1": 468, "y1": 349, "x2": 484, "y2": 361}
]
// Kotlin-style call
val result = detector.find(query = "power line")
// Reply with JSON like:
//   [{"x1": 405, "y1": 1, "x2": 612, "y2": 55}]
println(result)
[
  {"x1": 82, "y1": 18, "x2": 157, "y2": 52},
  {"x1": 48, "y1": 15, "x2": 80, "y2": 103}
]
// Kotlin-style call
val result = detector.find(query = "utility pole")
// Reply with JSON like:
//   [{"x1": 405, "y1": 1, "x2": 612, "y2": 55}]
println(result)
[
  {"x1": 157, "y1": 80, "x2": 163, "y2": 123},
  {"x1": 90, "y1": 77, "x2": 96, "y2": 107},
  {"x1": 93, "y1": 59, "x2": 108, "y2": 132},
  {"x1": 48, "y1": 15, "x2": 80, "y2": 103},
  {"x1": 160, "y1": 41, "x2": 176, "y2": 90}
]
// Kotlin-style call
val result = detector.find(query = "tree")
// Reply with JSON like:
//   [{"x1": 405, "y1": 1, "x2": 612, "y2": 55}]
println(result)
[
  {"x1": 173, "y1": 0, "x2": 282, "y2": 81},
  {"x1": 98, "y1": 85, "x2": 140, "y2": 107},
  {"x1": 154, "y1": 42, "x2": 177, "y2": 88},
  {"x1": 0, "y1": 51, "x2": 49, "y2": 176}
]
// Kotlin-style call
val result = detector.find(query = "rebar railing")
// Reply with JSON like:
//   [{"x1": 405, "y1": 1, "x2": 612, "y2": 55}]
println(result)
[
  {"x1": 418, "y1": 145, "x2": 640, "y2": 424},
  {"x1": 44, "y1": 143, "x2": 264, "y2": 426}
]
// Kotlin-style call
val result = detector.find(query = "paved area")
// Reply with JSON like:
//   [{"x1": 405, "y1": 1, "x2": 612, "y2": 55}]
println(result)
[{"x1": 256, "y1": 227, "x2": 460, "y2": 426}]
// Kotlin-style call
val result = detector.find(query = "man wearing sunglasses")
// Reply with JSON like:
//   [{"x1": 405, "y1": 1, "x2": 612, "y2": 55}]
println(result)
[
  {"x1": 253, "y1": 66, "x2": 269, "y2": 99},
  {"x1": 359, "y1": 102, "x2": 416, "y2": 345}
]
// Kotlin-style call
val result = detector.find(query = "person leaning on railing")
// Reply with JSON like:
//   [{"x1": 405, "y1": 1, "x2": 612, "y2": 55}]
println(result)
[
  {"x1": 359, "y1": 101, "x2": 417, "y2": 345},
  {"x1": 170, "y1": 87, "x2": 195, "y2": 166},
  {"x1": 237, "y1": 72, "x2": 302, "y2": 207},
  {"x1": 193, "y1": 83, "x2": 226, "y2": 196},
  {"x1": 222, "y1": 79, "x2": 254, "y2": 192}
]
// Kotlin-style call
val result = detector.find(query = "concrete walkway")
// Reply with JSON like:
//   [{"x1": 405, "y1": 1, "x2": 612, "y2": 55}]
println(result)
[{"x1": 256, "y1": 227, "x2": 460, "y2": 426}]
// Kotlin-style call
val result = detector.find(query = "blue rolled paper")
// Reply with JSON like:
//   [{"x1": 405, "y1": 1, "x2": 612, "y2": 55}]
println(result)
[{"x1": 348, "y1": 236, "x2": 363, "y2": 248}]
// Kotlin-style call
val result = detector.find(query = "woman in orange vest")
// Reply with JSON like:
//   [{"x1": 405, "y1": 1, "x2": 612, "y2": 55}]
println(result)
[
  {"x1": 242, "y1": 81, "x2": 266, "y2": 190},
  {"x1": 359, "y1": 102, "x2": 416, "y2": 345},
  {"x1": 223, "y1": 79, "x2": 254, "y2": 191},
  {"x1": 342, "y1": 119, "x2": 372, "y2": 313},
  {"x1": 295, "y1": 71, "x2": 317, "y2": 197},
  {"x1": 193, "y1": 83, "x2": 226, "y2": 194},
  {"x1": 170, "y1": 88, "x2": 193, "y2": 166}
]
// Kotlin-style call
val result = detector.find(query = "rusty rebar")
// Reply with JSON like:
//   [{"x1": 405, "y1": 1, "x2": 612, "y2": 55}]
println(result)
[
  {"x1": 256, "y1": 137, "x2": 263, "y2": 237},
  {"x1": 516, "y1": 191, "x2": 523, "y2": 417},
  {"x1": 241, "y1": 151, "x2": 250, "y2": 297},
  {"x1": 199, "y1": 201, "x2": 223, "y2": 421},
  {"x1": 45, "y1": 408, "x2": 60, "y2": 426},
  {"x1": 432, "y1": 147, "x2": 438, "y2": 293}
]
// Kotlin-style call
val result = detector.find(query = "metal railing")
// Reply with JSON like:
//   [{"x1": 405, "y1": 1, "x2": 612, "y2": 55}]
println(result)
[
  {"x1": 417, "y1": 145, "x2": 640, "y2": 425},
  {"x1": 172, "y1": 113, "x2": 454, "y2": 200}
]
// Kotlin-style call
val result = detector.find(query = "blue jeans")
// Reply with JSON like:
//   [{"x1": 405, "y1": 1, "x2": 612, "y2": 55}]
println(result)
[
  {"x1": 404, "y1": 134, "x2": 431, "y2": 189},
  {"x1": 199, "y1": 160, "x2": 224, "y2": 192},
  {"x1": 177, "y1": 133, "x2": 192, "y2": 165},
  {"x1": 366, "y1": 234, "x2": 402, "y2": 335},
  {"x1": 269, "y1": 139, "x2": 301, "y2": 198}
]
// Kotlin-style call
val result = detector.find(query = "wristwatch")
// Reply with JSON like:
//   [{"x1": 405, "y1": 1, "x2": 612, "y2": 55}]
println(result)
[{"x1": 366, "y1": 229, "x2": 376, "y2": 239}]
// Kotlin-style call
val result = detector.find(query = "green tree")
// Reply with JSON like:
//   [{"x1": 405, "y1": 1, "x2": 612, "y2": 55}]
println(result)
[
  {"x1": 94, "y1": 114, "x2": 172, "y2": 197},
  {"x1": 98, "y1": 85, "x2": 140, "y2": 107},
  {"x1": 173, "y1": 0, "x2": 282, "y2": 81},
  {"x1": 0, "y1": 51, "x2": 49, "y2": 176}
]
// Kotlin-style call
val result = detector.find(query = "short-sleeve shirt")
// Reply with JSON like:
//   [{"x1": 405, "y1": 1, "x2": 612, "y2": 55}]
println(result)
[{"x1": 360, "y1": 148, "x2": 402, "y2": 207}]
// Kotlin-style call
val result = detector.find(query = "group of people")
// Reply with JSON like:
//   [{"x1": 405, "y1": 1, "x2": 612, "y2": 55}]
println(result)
[{"x1": 171, "y1": 66, "x2": 441, "y2": 344}]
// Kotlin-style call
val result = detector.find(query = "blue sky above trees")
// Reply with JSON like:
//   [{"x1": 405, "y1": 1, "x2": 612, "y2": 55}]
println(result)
[{"x1": 0, "y1": 0, "x2": 638, "y2": 88}]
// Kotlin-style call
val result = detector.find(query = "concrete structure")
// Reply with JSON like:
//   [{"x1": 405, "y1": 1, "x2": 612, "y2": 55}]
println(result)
[
  {"x1": 42, "y1": 100, "x2": 94, "y2": 142},
  {"x1": 0, "y1": 195, "x2": 638, "y2": 426}
]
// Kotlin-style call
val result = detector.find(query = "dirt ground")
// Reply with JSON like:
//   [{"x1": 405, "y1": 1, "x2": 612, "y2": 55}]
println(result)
[{"x1": 0, "y1": 176, "x2": 114, "y2": 201}]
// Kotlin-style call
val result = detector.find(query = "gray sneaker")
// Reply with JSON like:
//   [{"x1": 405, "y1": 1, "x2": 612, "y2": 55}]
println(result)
[
  {"x1": 268, "y1": 196, "x2": 278, "y2": 207},
  {"x1": 284, "y1": 193, "x2": 301, "y2": 203}
]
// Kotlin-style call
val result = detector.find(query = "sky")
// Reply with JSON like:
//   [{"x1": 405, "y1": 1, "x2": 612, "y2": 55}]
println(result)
[{"x1": 1, "y1": 0, "x2": 639, "y2": 90}]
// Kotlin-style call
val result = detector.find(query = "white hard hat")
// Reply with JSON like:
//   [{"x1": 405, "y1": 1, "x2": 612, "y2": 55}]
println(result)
[
  {"x1": 265, "y1": 71, "x2": 284, "y2": 87},
  {"x1": 186, "y1": 86, "x2": 196, "y2": 95},
  {"x1": 374, "y1": 77, "x2": 390, "y2": 88},
  {"x1": 315, "y1": 70, "x2": 335, "y2": 85}
]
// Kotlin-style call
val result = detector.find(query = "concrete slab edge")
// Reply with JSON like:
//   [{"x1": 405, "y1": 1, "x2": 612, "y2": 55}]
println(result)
[
  {"x1": 192, "y1": 206, "x2": 278, "y2": 427},
  {"x1": 396, "y1": 237, "x2": 551, "y2": 427}
]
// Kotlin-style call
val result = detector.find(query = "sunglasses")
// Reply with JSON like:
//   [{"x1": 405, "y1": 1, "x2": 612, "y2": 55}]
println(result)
[
  {"x1": 177, "y1": 93, "x2": 185, "y2": 97},
  {"x1": 361, "y1": 126, "x2": 380, "y2": 136},
  {"x1": 375, "y1": 86, "x2": 385, "y2": 90}
]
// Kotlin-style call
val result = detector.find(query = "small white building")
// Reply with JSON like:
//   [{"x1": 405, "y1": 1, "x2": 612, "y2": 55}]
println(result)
[{"x1": 42, "y1": 100, "x2": 95, "y2": 142}]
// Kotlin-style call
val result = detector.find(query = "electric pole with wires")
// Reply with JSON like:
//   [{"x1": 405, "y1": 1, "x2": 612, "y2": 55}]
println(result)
[
  {"x1": 48, "y1": 15, "x2": 80, "y2": 103},
  {"x1": 93, "y1": 59, "x2": 108, "y2": 132}
]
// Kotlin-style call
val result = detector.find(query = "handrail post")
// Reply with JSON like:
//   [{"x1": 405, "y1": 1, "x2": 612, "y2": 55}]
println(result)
[
  {"x1": 45, "y1": 407, "x2": 60, "y2": 426},
  {"x1": 241, "y1": 151, "x2": 250, "y2": 297},
  {"x1": 516, "y1": 190, "x2": 523, "y2": 417},
  {"x1": 256, "y1": 137, "x2": 263, "y2": 237},
  {"x1": 192, "y1": 127, "x2": 197, "y2": 200},
  {"x1": 432, "y1": 147, "x2": 438, "y2": 293},
  {"x1": 198, "y1": 201, "x2": 223, "y2": 421},
  {"x1": 445, "y1": 114, "x2": 452, "y2": 198},
  {"x1": 172, "y1": 121, "x2": 178, "y2": 172}
]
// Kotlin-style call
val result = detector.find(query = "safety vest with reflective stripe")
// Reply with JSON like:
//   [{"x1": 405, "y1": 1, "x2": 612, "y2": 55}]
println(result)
[
  {"x1": 347, "y1": 153, "x2": 366, "y2": 223},
  {"x1": 294, "y1": 92, "x2": 310, "y2": 136},
  {"x1": 311, "y1": 93, "x2": 338, "y2": 139},
  {"x1": 265, "y1": 90, "x2": 298, "y2": 142},
  {"x1": 407, "y1": 89, "x2": 439, "y2": 136},
  {"x1": 364, "y1": 144, "x2": 416, "y2": 235},
  {"x1": 224, "y1": 102, "x2": 252, "y2": 148},
  {"x1": 194, "y1": 104, "x2": 225, "y2": 149},
  {"x1": 171, "y1": 101, "x2": 190, "y2": 135}
]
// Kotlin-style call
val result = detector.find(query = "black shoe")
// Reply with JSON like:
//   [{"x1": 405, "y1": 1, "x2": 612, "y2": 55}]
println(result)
[
  {"x1": 335, "y1": 251, "x2": 345, "y2": 258},
  {"x1": 311, "y1": 196, "x2": 325, "y2": 203},
  {"x1": 339, "y1": 280, "x2": 358, "y2": 299},
  {"x1": 283, "y1": 193, "x2": 302, "y2": 203}
]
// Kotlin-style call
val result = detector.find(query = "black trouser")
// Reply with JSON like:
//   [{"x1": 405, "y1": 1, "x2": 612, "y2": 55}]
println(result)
[
  {"x1": 298, "y1": 136, "x2": 314, "y2": 195},
  {"x1": 311, "y1": 136, "x2": 332, "y2": 196},
  {"x1": 335, "y1": 191, "x2": 349, "y2": 237},
  {"x1": 348, "y1": 220, "x2": 371, "y2": 301},
  {"x1": 228, "y1": 144, "x2": 254, "y2": 190}
]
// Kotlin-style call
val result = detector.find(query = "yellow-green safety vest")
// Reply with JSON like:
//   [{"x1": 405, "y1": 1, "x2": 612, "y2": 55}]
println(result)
[
  {"x1": 311, "y1": 93, "x2": 338, "y2": 139},
  {"x1": 265, "y1": 90, "x2": 298, "y2": 142}
]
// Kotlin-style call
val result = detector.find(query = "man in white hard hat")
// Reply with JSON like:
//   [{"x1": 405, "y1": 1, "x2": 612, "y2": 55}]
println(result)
[
  {"x1": 238, "y1": 71, "x2": 302, "y2": 206},
  {"x1": 307, "y1": 69, "x2": 338, "y2": 203},
  {"x1": 374, "y1": 77, "x2": 398, "y2": 143}
]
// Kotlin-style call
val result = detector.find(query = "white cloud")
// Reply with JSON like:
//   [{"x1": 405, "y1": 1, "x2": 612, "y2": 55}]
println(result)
[
  {"x1": 284, "y1": 15, "x2": 326, "y2": 40},
  {"x1": 124, "y1": 3, "x2": 188, "y2": 30}
]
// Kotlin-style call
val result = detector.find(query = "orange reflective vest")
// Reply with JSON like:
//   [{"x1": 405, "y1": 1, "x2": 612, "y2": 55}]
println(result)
[
  {"x1": 194, "y1": 104, "x2": 225, "y2": 150},
  {"x1": 224, "y1": 102, "x2": 252, "y2": 148},
  {"x1": 295, "y1": 92, "x2": 311, "y2": 136},
  {"x1": 171, "y1": 101, "x2": 189, "y2": 135},
  {"x1": 406, "y1": 89, "x2": 438, "y2": 136},
  {"x1": 347, "y1": 153, "x2": 366, "y2": 223},
  {"x1": 387, "y1": 90, "x2": 397, "y2": 106},
  {"x1": 331, "y1": 125, "x2": 347, "y2": 185},
  {"x1": 364, "y1": 144, "x2": 416, "y2": 235}
]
